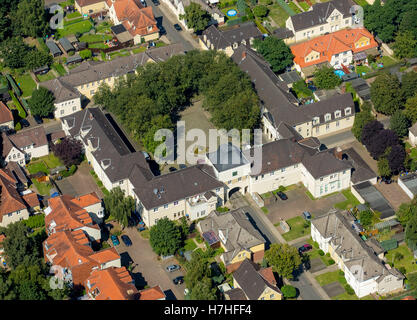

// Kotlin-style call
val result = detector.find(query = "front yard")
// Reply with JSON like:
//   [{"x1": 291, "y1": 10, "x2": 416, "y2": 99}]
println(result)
[{"x1": 334, "y1": 189, "x2": 361, "y2": 210}]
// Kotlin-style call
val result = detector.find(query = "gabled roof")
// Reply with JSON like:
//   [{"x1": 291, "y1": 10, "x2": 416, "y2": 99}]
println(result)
[
  {"x1": 86, "y1": 266, "x2": 139, "y2": 300},
  {"x1": 289, "y1": 0, "x2": 355, "y2": 32},
  {"x1": 75, "y1": 0, "x2": 105, "y2": 7},
  {"x1": 207, "y1": 142, "x2": 249, "y2": 172},
  {"x1": 70, "y1": 192, "x2": 101, "y2": 208},
  {"x1": 341, "y1": 147, "x2": 376, "y2": 184},
  {"x1": 139, "y1": 285, "x2": 165, "y2": 300},
  {"x1": 2, "y1": 126, "x2": 48, "y2": 158},
  {"x1": 0, "y1": 101, "x2": 13, "y2": 124},
  {"x1": 233, "y1": 259, "x2": 281, "y2": 300},
  {"x1": 40, "y1": 78, "x2": 81, "y2": 104}
]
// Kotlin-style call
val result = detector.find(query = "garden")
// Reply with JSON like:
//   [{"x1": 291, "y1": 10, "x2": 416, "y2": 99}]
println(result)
[
  {"x1": 280, "y1": 216, "x2": 311, "y2": 242},
  {"x1": 334, "y1": 189, "x2": 361, "y2": 210},
  {"x1": 14, "y1": 73, "x2": 37, "y2": 98},
  {"x1": 385, "y1": 244, "x2": 417, "y2": 275}
]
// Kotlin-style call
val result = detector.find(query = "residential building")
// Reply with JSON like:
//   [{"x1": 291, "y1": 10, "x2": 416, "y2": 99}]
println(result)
[
  {"x1": 398, "y1": 173, "x2": 417, "y2": 200},
  {"x1": 106, "y1": 0, "x2": 159, "y2": 44},
  {"x1": 1, "y1": 126, "x2": 49, "y2": 166},
  {"x1": 0, "y1": 169, "x2": 40, "y2": 227},
  {"x1": 225, "y1": 259, "x2": 282, "y2": 300},
  {"x1": 4, "y1": 161, "x2": 30, "y2": 188},
  {"x1": 40, "y1": 43, "x2": 184, "y2": 110},
  {"x1": 43, "y1": 229, "x2": 121, "y2": 288},
  {"x1": 44, "y1": 194, "x2": 102, "y2": 242},
  {"x1": 197, "y1": 208, "x2": 265, "y2": 273},
  {"x1": 290, "y1": 28, "x2": 379, "y2": 77},
  {"x1": 75, "y1": 0, "x2": 108, "y2": 15},
  {"x1": 285, "y1": 0, "x2": 356, "y2": 43},
  {"x1": 0, "y1": 101, "x2": 14, "y2": 131},
  {"x1": 139, "y1": 286, "x2": 166, "y2": 300},
  {"x1": 85, "y1": 267, "x2": 139, "y2": 300},
  {"x1": 163, "y1": 0, "x2": 224, "y2": 30},
  {"x1": 62, "y1": 107, "x2": 225, "y2": 227},
  {"x1": 69, "y1": 192, "x2": 105, "y2": 223},
  {"x1": 340, "y1": 147, "x2": 377, "y2": 185},
  {"x1": 409, "y1": 122, "x2": 417, "y2": 147},
  {"x1": 205, "y1": 142, "x2": 252, "y2": 200},
  {"x1": 311, "y1": 209, "x2": 404, "y2": 298},
  {"x1": 246, "y1": 139, "x2": 352, "y2": 198},
  {"x1": 199, "y1": 23, "x2": 262, "y2": 56},
  {"x1": 231, "y1": 46, "x2": 355, "y2": 141}
]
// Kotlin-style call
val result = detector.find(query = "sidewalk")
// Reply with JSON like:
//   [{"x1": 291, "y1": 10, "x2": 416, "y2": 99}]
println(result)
[
  {"x1": 287, "y1": 235, "x2": 310, "y2": 246},
  {"x1": 311, "y1": 263, "x2": 339, "y2": 276}
]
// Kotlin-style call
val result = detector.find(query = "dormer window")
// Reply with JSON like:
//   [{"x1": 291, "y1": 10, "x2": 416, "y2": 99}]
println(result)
[
  {"x1": 313, "y1": 117, "x2": 320, "y2": 125},
  {"x1": 325, "y1": 113, "x2": 331, "y2": 122},
  {"x1": 345, "y1": 107, "x2": 352, "y2": 115},
  {"x1": 334, "y1": 110, "x2": 341, "y2": 118}
]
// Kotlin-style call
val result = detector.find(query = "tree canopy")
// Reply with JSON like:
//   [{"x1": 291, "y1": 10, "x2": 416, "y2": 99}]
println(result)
[
  {"x1": 253, "y1": 37, "x2": 294, "y2": 73},
  {"x1": 103, "y1": 187, "x2": 135, "y2": 228},
  {"x1": 253, "y1": 5, "x2": 268, "y2": 18},
  {"x1": 52, "y1": 137, "x2": 83, "y2": 167},
  {"x1": 377, "y1": 157, "x2": 391, "y2": 178},
  {"x1": 370, "y1": 73, "x2": 402, "y2": 115},
  {"x1": 396, "y1": 197, "x2": 417, "y2": 226},
  {"x1": 10, "y1": 0, "x2": 49, "y2": 38},
  {"x1": 406, "y1": 214, "x2": 417, "y2": 251},
  {"x1": 180, "y1": 3, "x2": 211, "y2": 33},
  {"x1": 351, "y1": 102, "x2": 375, "y2": 141},
  {"x1": 264, "y1": 243, "x2": 301, "y2": 280},
  {"x1": 313, "y1": 66, "x2": 342, "y2": 90},
  {"x1": 149, "y1": 217, "x2": 182, "y2": 256},
  {"x1": 393, "y1": 31, "x2": 417, "y2": 59},
  {"x1": 28, "y1": 87, "x2": 55, "y2": 117}
]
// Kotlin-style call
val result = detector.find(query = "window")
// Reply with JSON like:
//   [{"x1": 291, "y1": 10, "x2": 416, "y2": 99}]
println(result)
[
  {"x1": 306, "y1": 57, "x2": 309, "y2": 62},
  {"x1": 232, "y1": 171, "x2": 238, "y2": 177},
  {"x1": 270, "y1": 294, "x2": 275, "y2": 299},
  {"x1": 320, "y1": 177, "x2": 323, "y2": 182},
  {"x1": 335, "y1": 53, "x2": 339, "y2": 58},
  {"x1": 8, "y1": 213, "x2": 12, "y2": 217},
  {"x1": 119, "y1": 180, "x2": 123, "y2": 185},
  {"x1": 261, "y1": 174, "x2": 264, "y2": 179},
  {"x1": 281, "y1": 168, "x2": 285, "y2": 173},
  {"x1": 174, "y1": 201, "x2": 178, "y2": 205},
  {"x1": 316, "y1": 127, "x2": 319, "y2": 133},
  {"x1": 73, "y1": 106, "x2": 77, "y2": 111},
  {"x1": 325, "y1": 113, "x2": 331, "y2": 121},
  {"x1": 238, "y1": 177, "x2": 242, "y2": 182},
  {"x1": 153, "y1": 207, "x2": 158, "y2": 212},
  {"x1": 255, "y1": 176, "x2": 259, "y2": 181},
  {"x1": 90, "y1": 90, "x2": 94, "y2": 95},
  {"x1": 320, "y1": 26, "x2": 324, "y2": 31},
  {"x1": 201, "y1": 210, "x2": 205, "y2": 215},
  {"x1": 313, "y1": 117, "x2": 320, "y2": 125},
  {"x1": 174, "y1": 213, "x2": 176, "y2": 218},
  {"x1": 270, "y1": 171, "x2": 274, "y2": 176},
  {"x1": 294, "y1": 164, "x2": 298, "y2": 168},
  {"x1": 326, "y1": 123, "x2": 330, "y2": 130},
  {"x1": 345, "y1": 19, "x2": 348, "y2": 24},
  {"x1": 228, "y1": 180, "x2": 231, "y2": 184},
  {"x1": 216, "y1": 188, "x2": 220, "y2": 192},
  {"x1": 335, "y1": 110, "x2": 341, "y2": 118},
  {"x1": 345, "y1": 107, "x2": 352, "y2": 115},
  {"x1": 164, "y1": 204, "x2": 168, "y2": 209},
  {"x1": 336, "y1": 121, "x2": 340, "y2": 127},
  {"x1": 81, "y1": 85, "x2": 84, "y2": 89},
  {"x1": 298, "y1": 127, "x2": 301, "y2": 133}
]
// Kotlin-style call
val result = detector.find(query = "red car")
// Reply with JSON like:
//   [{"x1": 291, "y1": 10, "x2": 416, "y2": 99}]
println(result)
[{"x1": 298, "y1": 244, "x2": 313, "y2": 253}]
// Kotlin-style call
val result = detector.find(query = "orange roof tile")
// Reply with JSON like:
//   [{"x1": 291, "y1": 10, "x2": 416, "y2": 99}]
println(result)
[
  {"x1": 291, "y1": 28, "x2": 378, "y2": 69},
  {"x1": 0, "y1": 102, "x2": 13, "y2": 124},
  {"x1": 259, "y1": 267, "x2": 276, "y2": 286},
  {"x1": 86, "y1": 267, "x2": 139, "y2": 300},
  {"x1": 22, "y1": 192, "x2": 40, "y2": 208},
  {"x1": 0, "y1": 169, "x2": 28, "y2": 221},
  {"x1": 139, "y1": 285, "x2": 165, "y2": 300},
  {"x1": 402, "y1": 296, "x2": 416, "y2": 300},
  {"x1": 70, "y1": 192, "x2": 101, "y2": 208},
  {"x1": 89, "y1": 247, "x2": 120, "y2": 264},
  {"x1": 0, "y1": 234, "x2": 5, "y2": 245}
]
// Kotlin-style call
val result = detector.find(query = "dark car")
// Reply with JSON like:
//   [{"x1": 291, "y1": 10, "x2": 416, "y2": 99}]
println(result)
[
  {"x1": 158, "y1": 25, "x2": 166, "y2": 35},
  {"x1": 298, "y1": 244, "x2": 313, "y2": 254},
  {"x1": 121, "y1": 235, "x2": 132, "y2": 246},
  {"x1": 276, "y1": 191, "x2": 288, "y2": 200},
  {"x1": 303, "y1": 211, "x2": 312, "y2": 221},
  {"x1": 179, "y1": 164, "x2": 187, "y2": 170},
  {"x1": 141, "y1": 151, "x2": 150, "y2": 161},
  {"x1": 381, "y1": 176, "x2": 392, "y2": 184},
  {"x1": 33, "y1": 115, "x2": 43, "y2": 124},
  {"x1": 111, "y1": 235, "x2": 120, "y2": 246},
  {"x1": 172, "y1": 276, "x2": 184, "y2": 285},
  {"x1": 169, "y1": 167, "x2": 177, "y2": 172},
  {"x1": 173, "y1": 23, "x2": 182, "y2": 31},
  {"x1": 166, "y1": 264, "x2": 181, "y2": 272},
  {"x1": 20, "y1": 119, "x2": 30, "y2": 127}
]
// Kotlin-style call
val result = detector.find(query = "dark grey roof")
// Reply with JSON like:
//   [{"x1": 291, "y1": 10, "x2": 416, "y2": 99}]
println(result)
[
  {"x1": 272, "y1": 27, "x2": 294, "y2": 40},
  {"x1": 342, "y1": 147, "x2": 376, "y2": 184},
  {"x1": 59, "y1": 37, "x2": 75, "y2": 52},
  {"x1": 410, "y1": 122, "x2": 417, "y2": 136},
  {"x1": 233, "y1": 259, "x2": 281, "y2": 300},
  {"x1": 200, "y1": 23, "x2": 262, "y2": 51},
  {"x1": 66, "y1": 54, "x2": 82, "y2": 64},
  {"x1": 225, "y1": 288, "x2": 247, "y2": 300},
  {"x1": 46, "y1": 40, "x2": 62, "y2": 56},
  {"x1": 278, "y1": 71, "x2": 302, "y2": 84},
  {"x1": 111, "y1": 24, "x2": 127, "y2": 35},
  {"x1": 289, "y1": 0, "x2": 355, "y2": 32},
  {"x1": 207, "y1": 143, "x2": 249, "y2": 172},
  {"x1": 342, "y1": 72, "x2": 358, "y2": 81},
  {"x1": 352, "y1": 182, "x2": 395, "y2": 219},
  {"x1": 398, "y1": 173, "x2": 417, "y2": 196},
  {"x1": 40, "y1": 78, "x2": 81, "y2": 103},
  {"x1": 232, "y1": 46, "x2": 354, "y2": 127}
]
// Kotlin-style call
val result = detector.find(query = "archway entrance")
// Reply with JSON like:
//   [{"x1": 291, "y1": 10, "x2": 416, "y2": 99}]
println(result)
[{"x1": 228, "y1": 187, "x2": 241, "y2": 199}]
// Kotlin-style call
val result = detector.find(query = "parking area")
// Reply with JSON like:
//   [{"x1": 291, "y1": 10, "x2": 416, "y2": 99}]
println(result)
[
  {"x1": 264, "y1": 185, "x2": 345, "y2": 225},
  {"x1": 55, "y1": 162, "x2": 103, "y2": 198},
  {"x1": 322, "y1": 282, "x2": 345, "y2": 298},
  {"x1": 111, "y1": 226, "x2": 186, "y2": 300},
  {"x1": 375, "y1": 181, "x2": 410, "y2": 211}
]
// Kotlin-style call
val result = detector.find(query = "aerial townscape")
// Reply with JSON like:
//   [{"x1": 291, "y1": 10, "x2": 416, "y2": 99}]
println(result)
[{"x1": 1, "y1": 0, "x2": 417, "y2": 305}]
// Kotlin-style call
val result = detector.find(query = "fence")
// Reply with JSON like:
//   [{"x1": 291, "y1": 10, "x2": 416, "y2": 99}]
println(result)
[
  {"x1": 89, "y1": 40, "x2": 133, "y2": 54},
  {"x1": 5, "y1": 74, "x2": 22, "y2": 97}
]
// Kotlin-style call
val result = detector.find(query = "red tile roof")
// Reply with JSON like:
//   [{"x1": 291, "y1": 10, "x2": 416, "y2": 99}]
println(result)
[
  {"x1": 291, "y1": 28, "x2": 378, "y2": 69},
  {"x1": 0, "y1": 102, "x2": 13, "y2": 125},
  {"x1": 70, "y1": 192, "x2": 101, "y2": 208},
  {"x1": 258, "y1": 267, "x2": 276, "y2": 286},
  {"x1": 139, "y1": 285, "x2": 165, "y2": 300},
  {"x1": 86, "y1": 267, "x2": 139, "y2": 300}
]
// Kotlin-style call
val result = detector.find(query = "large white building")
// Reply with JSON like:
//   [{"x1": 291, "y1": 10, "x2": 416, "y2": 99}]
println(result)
[{"x1": 311, "y1": 209, "x2": 404, "y2": 298}]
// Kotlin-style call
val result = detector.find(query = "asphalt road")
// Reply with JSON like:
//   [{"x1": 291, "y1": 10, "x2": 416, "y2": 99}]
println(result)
[{"x1": 229, "y1": 194, "x2": 324, "y2": 300}]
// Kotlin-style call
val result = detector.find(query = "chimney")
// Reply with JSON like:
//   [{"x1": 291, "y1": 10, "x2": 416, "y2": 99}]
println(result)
[
  {"x1": 242, "y1": 50, "x2": 247, "y2": 60},
  {"x1": 334, "y1": 146, "x2": 343, "y2": 160}
]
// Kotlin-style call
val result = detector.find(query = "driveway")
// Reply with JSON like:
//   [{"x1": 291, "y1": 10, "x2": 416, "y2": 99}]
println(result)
[
  {"x1": 55, "y1": 162, "x2": 103, "y2": 198},
  {"x1": 112, "y1": 226, "x2": 185, "y2": 300},
  {"x1": 264, "y1": 186, "x2": 345, "y2": 224},
  {"x1": 375, "y1": 181, "x2": 410, "y2": 211}
]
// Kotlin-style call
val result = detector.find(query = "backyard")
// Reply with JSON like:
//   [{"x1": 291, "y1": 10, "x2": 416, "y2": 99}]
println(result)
[
  {"x1": 55, "y1": 19, "x2": 94, "y2": 38},
  {"x1": 385, "y1": 244, "x2": 417, "y2": 275},
  {"x1": 27, "y1": 154, "x2": 64, "y2": 175},
  {"x1": 37, "y1": 71, "x2": 57, "y2": 82},
  {"x1": 334, "y1": 189, "x2": 361, "y2": 210},
  {"x1": 14, "y1": 73, "x2": 37, "y2": 98},
  {"x1": 280, "y1": 216, "x2": 311, "y2": 241}
]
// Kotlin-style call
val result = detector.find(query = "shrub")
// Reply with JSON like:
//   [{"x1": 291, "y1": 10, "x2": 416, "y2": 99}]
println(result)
[
  {"x1": 338, "y1": 276, "x2": 347, "y2": 284},
  {"x1": 313, "y1": 241, "x2": 319, "y2": 249},
  {"x1": 318, "y1": 250, "x2": 325, "y2": 256},
  {"x1": 23, "y1": 214, "x2": 45, "y2": 229},
  {"x1": 398, "y1": 266, "x2": 407, "y2": 275},
  {"x1": 344, "y1": 284, "x2": 355, "y2": 295},
  {"x1": 281, "y1": 285, "x2": 297, "y2": 299},
  {"x1": 326, "y1": 252, "x2": 330, "y2": 257},
  {"x1": 394, "y1": 252, "x2": 404, "y2": 261},
  {"x1": 338, "y1": 270, "x2": 345, "y2": 276},
  {"x1": 328, "y1": 259, "x2": 335, "y2": 265}
]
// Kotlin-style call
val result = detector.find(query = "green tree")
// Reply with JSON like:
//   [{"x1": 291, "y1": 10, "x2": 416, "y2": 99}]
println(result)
[
  {"x1": 405, "y1": 93, "x2": 417, "y2": 123},
  {"x1": 408, "y1": 272, "x2": 417, "y2": 297},
  {"x1": 253, "y1": 37, "x2": 294, "y2": 73},
  {"x1": 189, "y1": 277, "x2": 217, "y2": 300},
  {"x1": 24, "y1": 49, "x2": 53, "y2": 70},
  {"x1": 313, "y1": 66, "x2": 342, "y2": 90},
  {"x1": 79, "y1": 49, "x2": 92, "y2": 60},
  {"x1": 397, "y1": 198, "x2": 417, "y2": 226},
  {"x1": 401, "y1": 71, "x2": 417, "y2": 101},
  {"x1": 352, "y1": 104, "x2": 375, "y2": 141},
  {"x1": 28, "y1": 87, "x2": 55, "y2": 117},
  {"x1": 281, "y1": 285, "x2": 297, "y2": 299},
  {"x1": 399, "y1": 10, "x2": 417, "y2": 40},
  {"x1": 359, "y1": 209, "x2": 374, "y2": 229},
  {"x1": 377, "y1": 157, "x2": 391, "y2": 178},
  {"x1": 180, "y1": 3, "x2": 211, "y2": 33},
  {"x1": 0, "y1": 37, "x2": 31, "y2": 69},
  {"x1": 253, "y1": 5, "x2": 268, "y2": 18},
  {"x1": 103, "y1": 187, "x2": 135, "y2": 228},
  {"x1": 184, "y1": 250, "x2": 211, "y2": 289},
  {"x1": 10, "y1": 0, "x2": 49, "y2": 37},
  {"x1": 142, "y1": 114, "x2": 174, "y2": 155},
  {"x1": 390, "y1": 110, "x2": 410, "y2": 137},
  {"x1": 237, "y1": 0, "x2": 248, "y2": 14},
  {"x1": 179, "y1": 216, "x2": 189, "y2": 239},
  {"x1": 264, "y1": 243, "x2": 301, "y2": 280},
  {"x1": 393, "y1": 31, "x2": 417, "y2": 59},
  {"x1": 405, "y1": 214, "x2": 417, "y2": 251},
  {"x1": 149, "y1": 218, "x2": 182, "y2": 256},
  {"x1": 370, "y1": 73, "x2": 402, "y2": 115}
]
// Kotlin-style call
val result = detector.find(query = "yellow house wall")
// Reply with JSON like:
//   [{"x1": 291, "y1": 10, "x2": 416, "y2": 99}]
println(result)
[
  {"x1": 75, "y1": 1, "x2": 107, "y2": 15},
  {"x1": 229, "y1": 249, "x2": 252, "y2": 265},
  {"x1": 258, "y1": 287, "x2": 283, "y2": 300}
]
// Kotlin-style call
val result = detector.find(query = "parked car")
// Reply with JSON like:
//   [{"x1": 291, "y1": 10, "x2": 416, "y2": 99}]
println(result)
[
  {"x1": 302, "y1": 211, "x2": 312, "y2": 221},
  {"x1": 276, "y1": 191, "x2": 288, "y2": 200},
  {"x1": 173, "y1": 23, "x2": 182, "y2": 31},
  {"x1": 179, "y1": 164, "x2": 187, "y2": 169},
  {"x1": 166, "y1": 264, "x2": 181, "y2": 272},
  {"x1": 298, "y1": 244, "x2": 313, "y2": 254},
  {"x1": 121, "y1": 235, "x2": 132, "y2": 246},
  {"x1": 20, "y1": 119, "x2": 30, "y2": 127},
  {"x1": 158, "y1": 25, "x2": 166, "y2": 35},
  {"x1": 111, "y1": 235, "x2": 120, "y2": 246},
  {"x1": 172, "y1": 276, "x2": 184, "y2": 285},
  {"x1": 169, "y1": 167, "x2": 177, "y2": 172},
  {"x1": 141, "y1": 151, "x2": 150, "y2": 161},
  {"x1": 33, "y1": 115, "x2": 43, "y2": 124},
  {"x1": 381, "y1": 176, "x2": 392, "y2": 184}
]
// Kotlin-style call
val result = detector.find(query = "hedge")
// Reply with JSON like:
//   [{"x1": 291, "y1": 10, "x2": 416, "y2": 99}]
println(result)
[
  {"x1": 23, "y1": 214, "x2": 45, "y2": 229},
  {"x1": 59, "y1": 164, "x2": 77, "y2": 177},
  {"x1": 10, "y1": 91, "x2": 27, "y2": 118},
  {"x1": 226, "y1": 16, "x2": 248, "y2": 26}
]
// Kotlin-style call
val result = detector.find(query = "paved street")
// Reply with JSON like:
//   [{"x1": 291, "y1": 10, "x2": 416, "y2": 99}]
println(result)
[
  {"x1": 148, "y1": 0, "x2": 200, "y2": 51},
  {"x1": 228, "y1": 193, "x2": 327, "y2": 300}
]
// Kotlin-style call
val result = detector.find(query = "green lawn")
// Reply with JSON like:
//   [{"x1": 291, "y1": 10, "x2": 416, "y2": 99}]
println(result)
[
  {"x1": 282, "y1": 216, "x2": 311, "y2": 241},
  {"x1": 27, "y1": 162, "x2": 49, "y2": 175},
  {"x1": 88, "y1": 43, "x2": 108, "y2": 49},
  {"x1": 315, "y1": 270, "x2": 341, "y2": 286},
  {"x1": 66, "y1": 11, "x2": 82, "y2": 19},
  {"x1": 95, "y1": 22, "x2": 113, "y2": 33},
  {"x1": 288, "y1": 2, "x2": 302, "y2": 14},
  {"x1": 379, "y1": 55, "x2": 397, "y2": 68},
  {"x1": 56, "y1": 20, "x2": 93, "y2": 38},
  {"x1": 79, "y1": 34, "x2": 113, "y2": 43},
  {"x1": 356, "y1": 65, "x2": 371, "y2": 75},
  {"x1": 109, "y1": 50, "x2": 131, "y2": 60},
  {"x1": 28, "y1": 154, "x2": 63, "y2": 174},
  {"x1": 298, "y1": 1, "x2": 310, "y2": 11},
  {"x1": 353, "y1": 0, "x2": 369, "y2": 6},
  {"x1": 32, "y1": 180, "x2": 52, "y2": 196},
  {"x1": 183, "y1": 238, "x2": 197, "y2": 251},
  {"x1": 221, "y1": 6, "x2": 240, "y2": 21},
  {"x1": 334, "y1": 189, "x2": 360, "y2": 210},
  {"x1": 14, "y1": 74, "x2": 36, "y2": 97},
  {"x1": 386, "y1": 244, "x2": 417, "y2": 275},
  {"x1": 132, "y1": 47, "x2": 147, "y2": 54},
  {"x1": 52, "y1": 63, "x2": 67, "y2": 76},
  {"x1": 268, "y1": 4, "x2": 290, "y2": 27},
  {"x1": 37, "y1": 71, "x2": 56, "y2": 82}
]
